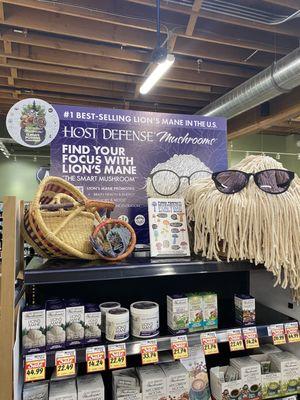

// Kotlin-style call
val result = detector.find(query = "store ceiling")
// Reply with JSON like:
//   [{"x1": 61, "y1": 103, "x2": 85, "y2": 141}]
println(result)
[{"x1": 0, "y1": 0, "x2": 300, "y2": 142}]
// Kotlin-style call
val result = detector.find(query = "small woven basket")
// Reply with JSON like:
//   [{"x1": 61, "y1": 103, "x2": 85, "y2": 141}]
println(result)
[
  {"x1": 91, "y1": 219, "x2": 136, "y2": 261},
  {"x1": 23, "y1": 176, "x2": 115, "y2": 259}
]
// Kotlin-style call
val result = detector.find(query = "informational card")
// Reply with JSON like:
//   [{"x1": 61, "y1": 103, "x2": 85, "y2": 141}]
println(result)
[{"x1": 148, "y1": 198, "x2": 190, "y2": 257}]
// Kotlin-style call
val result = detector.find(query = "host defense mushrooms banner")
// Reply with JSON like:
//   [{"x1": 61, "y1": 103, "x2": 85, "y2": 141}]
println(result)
[{"x1": 50, "y1": 105, "x2": 227, "y2": 244}]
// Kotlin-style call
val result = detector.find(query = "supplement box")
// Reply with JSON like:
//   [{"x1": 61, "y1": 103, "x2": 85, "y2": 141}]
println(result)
[
  {"x1": 112, "y1": 368, "x2": 141, "y2": 400},
  {"x1": 180, "y1": 345, "x2": 211, "y2": 400},
  {"x1": 160, "y1": 362, "x2": 189, "y2": 400},
  {"x1": 137, "y1": 364, "x2": 167, "y2": 400},
  {"x1": 22, "y1": 305, "x2": 46, "y2": 354},
  {"x1": 268, "y1": 352, "x2": 300, "y2": 396},
  {"x1": 202, "y1": 292, "x2": 218, "y2": 330},
  {"x1": 65, "y1": 299, "x2": 85, "y2": 347},
  {"x1": 251, "y1": 354, "x2": 281, "y2": 399},
  {"x1": 23, "y1": 381, "x2": 49, "y2": 400},
  {"x1": 106, "y1": 307, "x2": 129, "y2": 342},
  {"x1": 187, "y1": 293, "x2": 203, "y2": 332},
  {"x1": 49, "y1": 378, "x2": 77, "y2": 400},
  {"x1": 210, "y1": 366, "x2": 243, "y2": 400},
  {"x1": 230, "y1": 356, "x2": 262, "y2": 400},
  {"x1": 234, "y1": 294, "x2": 255, "y2": 326},
  {"x1": 77, "y1": 373, "x2": 105, "y2": 400},
  {"x1": 84, "y1": 303, "x2": 101, "y2": 345},
  {"x1": 167, "y1": 294, "x2": 189, "y2": 334},
  {"x1": 46, "y1": 299, "x2": 66, "y2": 351}
]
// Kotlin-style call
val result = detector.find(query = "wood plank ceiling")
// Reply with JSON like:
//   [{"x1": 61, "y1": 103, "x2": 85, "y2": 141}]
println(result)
[{"x1": 0, "y1": 0, "x2": 299, "y2": 126}]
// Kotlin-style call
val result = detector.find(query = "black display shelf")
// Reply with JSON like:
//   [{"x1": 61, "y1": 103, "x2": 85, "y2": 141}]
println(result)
[
  {"x1": 25, "y1": 303, "x2": 294, "y2": 367},
  {"x1": 24, "y1": 256, "x2": 263, "y2": 285}
]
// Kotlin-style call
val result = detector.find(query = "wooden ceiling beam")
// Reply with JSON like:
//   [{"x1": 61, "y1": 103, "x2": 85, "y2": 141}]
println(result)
[
  {"x1": 228, "y1": 86, "x2": 300, "y2": 139},
  {"x1": 3, "y1": 44, "x2": 245, "y2": 87},
  {"x1": 127, "y1": 0, "x2": 300, "y2": 37},
  {"x1": 0, "y1": 6, "x2": 283, "y2": 67},
  {"x1": 0, "y1": 31, "x2": 258, "y2": 78},
  {"x1": 2, "y1": 0, "x2": 297, "y2": 52},
  {"x1": 185, "y1": 0, "x2": 203, "y2": 36},
  {"x1": 1, "y1": 58, "x2": 216, "y2": 94}
]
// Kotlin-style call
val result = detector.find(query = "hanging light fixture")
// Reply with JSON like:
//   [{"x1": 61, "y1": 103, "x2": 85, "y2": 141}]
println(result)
[{"x1": 139, "y1": 0, "x2": 175, "y2": 95}]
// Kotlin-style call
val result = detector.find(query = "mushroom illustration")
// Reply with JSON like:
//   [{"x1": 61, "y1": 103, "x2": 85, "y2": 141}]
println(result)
[
  {"x1": 171, "y1": 214, "x2": 177, "y2": 220},
  {"x1": 178, "y1": 211, "x2": 185, "y2": 222},
  {"x1": 180, "y1": 228, "x2": 186, "y2": 240},
  {"x1": 156, "y1": 242, "x2": 162, "y2": 252},
  {"x1": 172, "y1": 233, "x2": 179, "y2": 245},
  {"x1": 171, "y1": 228, "x2": 180, "y2": 234},
  {"x1": 152, "y1": 201, "x2": 157, "y2": 213},
  {"x1": 162, "y1": 219, "x2": 170, "y2": 234},
  {"x1": 163, "y1": 240, "x2": 170, "y2": 248},
  {"x1": 154, "y1": 229, "x2": 159, "y2": 241},
  {"x1": 180, "y1": 241, "x2": 188, "y2": 251}
]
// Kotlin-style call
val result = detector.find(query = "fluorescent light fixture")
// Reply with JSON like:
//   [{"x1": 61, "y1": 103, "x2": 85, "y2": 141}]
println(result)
[{"x1": 140, "y1": 54, "x2": 175, "y2": 95}]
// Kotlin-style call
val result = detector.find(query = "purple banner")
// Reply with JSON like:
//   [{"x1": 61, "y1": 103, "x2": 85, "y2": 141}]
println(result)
[{"x1": 51, "y1": 105, "x2": 227, "y2": 243}]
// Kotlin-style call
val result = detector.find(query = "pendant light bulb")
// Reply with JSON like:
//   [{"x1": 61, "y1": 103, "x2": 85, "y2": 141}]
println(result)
[{"x1": 140, "y1": 54, "x2": 175, "y2": 95}]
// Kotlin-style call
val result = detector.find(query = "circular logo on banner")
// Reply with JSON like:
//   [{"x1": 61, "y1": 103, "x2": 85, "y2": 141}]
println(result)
[
  {"x1": 134, "y1": 214, "x2": 145, "y2": 226},
  {"x1": 6, "y1": 98, "x2": 59, "y2": 147}
]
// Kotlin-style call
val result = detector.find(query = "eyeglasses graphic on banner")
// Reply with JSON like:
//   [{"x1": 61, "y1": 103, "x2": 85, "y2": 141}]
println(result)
[{"x1": 6, "y1": 98, "x2": 60, "y2": 148}]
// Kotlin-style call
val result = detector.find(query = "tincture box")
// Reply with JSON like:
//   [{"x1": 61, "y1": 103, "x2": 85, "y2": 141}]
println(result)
[
  {"x1": 167, "y1": 294, "x2": 189, "y2": 334},
  {"x1": 65, "y1": 299, "x2": 85, "y2": 347},
  {"x1": 234, "y1": 294, "x2": 255, "y2": 326},
  {"x1": 187, "y1": 293, "x2": 203, "y2": 332},
  {"x1": 202, "y1": 292, "x2": 218, "y2": 330},
  {"x1": 22, "y1": 305, "x2": 46, "y2": 354}
]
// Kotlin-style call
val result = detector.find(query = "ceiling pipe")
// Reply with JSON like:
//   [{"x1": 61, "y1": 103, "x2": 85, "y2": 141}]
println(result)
[{"x1": 198, "y1": 47, "x2": 300, "y2": 119}]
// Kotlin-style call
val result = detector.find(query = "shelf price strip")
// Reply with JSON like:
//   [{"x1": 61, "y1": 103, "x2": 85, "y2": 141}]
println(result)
[
  {"x1": 270, "y1": 324, "x2": 286, "y2": 346},
  {"x1": 24, "y1": 353, "x2": 46, "y2": 382},
  {"x1": 285, "y1": 322, "x2": 300, "y2": 343},
  {"x1": 243, "y1": 327, "x2": 259, "y2": 349},
  {"x1": 108, "y1": 343, "x2": 127, "y2": 370},
  {"x1": 227, "y1": 329, "x2": 245, "y2": 352},
  {"x1": 200, "y1": 332, "x2": 219, "y2": 355},
  {"x1": 55, "y1": 349, "x2": 76, "y2": 377},
  {"x1": 171, "y1": 335, "x2": 189, "y2": 360},
  {"x1": 140, "y1": 339, "x2": 159, "y2": 365},
  {"x1": 86, "y1": 346, "x2": 106, "y2": 373}
]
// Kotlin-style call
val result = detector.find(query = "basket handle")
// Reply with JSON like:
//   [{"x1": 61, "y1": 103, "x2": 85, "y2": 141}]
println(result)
[
  {"x1": 85, "y1": 200, "x2": 115, "y2": 214},
  {"x1": 40, "y1": 193, "x2": 80, "y2": 211}
]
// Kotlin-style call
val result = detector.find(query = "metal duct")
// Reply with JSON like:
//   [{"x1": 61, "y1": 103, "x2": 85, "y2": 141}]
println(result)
[{"x1": 198, "y1": 47, "x2": 300, "y2": 119}]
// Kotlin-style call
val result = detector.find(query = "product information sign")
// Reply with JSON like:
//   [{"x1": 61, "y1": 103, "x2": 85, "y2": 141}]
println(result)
[
  {"x1": 171, "y1": 335, "x2": 189, "y2": 360},
  {"x1": 140, "y1": 339, "x2": 159, "y2": 365},
  {"x1": 285, "y1": 322, "x2": 300, "y2": 343},
  {"x1": 200, "y1": 332, "x2": 219, "y2": 355},
  {"x1": 243, "y1": 327, "x2": 259, "y2": 349},
  {"x1": 108, "y1": 343, "x2": 127, "y2": 370},
  {"x1": 50, "y1": 105, "x2": 227, "y2": 243},
  {"x1": 24, "y1": 353, "x2": 46, "y2": 382},
  {"x1": 55, "y1": 349, "x2": 76, "y2": 377},
  {"x1": 86, "y1": 346, "x2": 106, "y2": 373},
  {"x1": 227, "y1": 328, "x2": 245, "y2": 352}
]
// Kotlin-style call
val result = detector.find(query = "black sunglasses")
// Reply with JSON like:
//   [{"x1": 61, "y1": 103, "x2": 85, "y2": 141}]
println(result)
[{"x1": 212, "y1": 169, "x2": 294, "y2": 195}]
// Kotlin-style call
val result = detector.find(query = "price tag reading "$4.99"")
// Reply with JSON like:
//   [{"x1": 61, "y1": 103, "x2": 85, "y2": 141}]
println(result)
[
  {"x1": 25, "y1": 353, "x2": 46, "y2": 382},
  {"x1": 55, "y1": 349, "x2": 76, "y2": 377}
]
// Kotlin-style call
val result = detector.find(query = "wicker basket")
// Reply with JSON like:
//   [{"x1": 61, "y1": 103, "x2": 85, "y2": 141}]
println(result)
[{"x1": 23, "y1": 176, "x2": 115, "y2": 259}]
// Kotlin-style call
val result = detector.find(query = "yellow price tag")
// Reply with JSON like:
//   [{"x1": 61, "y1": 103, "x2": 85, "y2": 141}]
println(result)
[
  {"x1": 243, "y1": 327, "x2": 259, "y2": 349},
  {"x1": 108, "y1": 344, "x2": 127, "y2": 370},
  {"x1": 24, "y1": 353, "x2": 46, "y2": 382},
  {"x1": 270, "y1": 324, "x2": 286, "y2": 346},
  {"x1": 285, "y1": 322, "x2": 300, "y2": 343},
  {"x1": 228, "y1": 329, "x2": 245, "y2": 352},
  {"x1": 171, "y1": 335, "x2": 189, "y2": 360},
  {"x1": 200, "y1": 332, "x2": 219, "y2": 355},
  {"x1": 140, "y1": 339, "x2": 159, "y2": 365},
  {"x1": 86, "y1": 346, "x2": 106, "y2": 373},
  {"x1": 55, "y1": 349, "x2": 76, "y2": 377}
]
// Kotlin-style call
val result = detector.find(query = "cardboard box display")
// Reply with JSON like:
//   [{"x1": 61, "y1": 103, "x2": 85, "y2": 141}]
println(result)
[
  {"x1": 49, "y1": 378, "x2": 77, "y2": 400},
  {"x1": 160, "y1": 362, "x2": 189, "y2": 400},
  {"x1": 210, "y1": 366, "x2": 243, "y2": 400},
  {"x1": 167, "y1": 295, "x2": 189, "y2": 334},
  {"x1": 268, "y1": 352, "x2": 299, "y2": 396},
  {"x1": 77, "y1": 373, "x2": 105, "y2": 400},
  {"x1": 230, "y1": 357, "x2": 262, "y2": 400},
  {"x1": 250, "y1": 354, "x2": 282, "y2": 399},
  {"x1": 137, "y1": 365, "x2": 167, "y2": 400},
  {"x1": 23, "y1": 381, "x2": 49, "y2": 400},
  {"x1": 22, "y1": 305, "x2": 46, "y2": 354},
  {"x1": 112, "y1": 368, "x2": 141, "y2": 400},
  {"x1": 180, "y1": 345, "x2": 211, "y2": 400}
]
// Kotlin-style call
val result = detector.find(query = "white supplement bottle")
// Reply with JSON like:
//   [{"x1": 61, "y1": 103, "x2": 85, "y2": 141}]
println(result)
[
  {"x1": 106, "y1": 307, "x2": 129, "y2": 342},
  {"x1": 99, "y1": 302, "x2": 121, "y2": 333},
  {"x1": 130, "y1": 301, "x2": 159, "y2": 338}
]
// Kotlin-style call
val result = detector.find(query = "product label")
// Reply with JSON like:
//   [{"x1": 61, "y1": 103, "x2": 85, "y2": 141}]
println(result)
[
  {"x1": 108, "y1": 343, "x2": 127, "y2": 369},
  {"x1": 227, "y1": 328, "x2": 245, "y2": 352},
  {"x1": 66, "y1": 306, "x2": 85, "y2": 345},
  {"x1": 22, "y1": 309, "x2": 46, "y2": 353},
  {"x1": 132, "y1": 313, "x2": 159, "y2": 338},
  {"x1": 55, "y1": 349, "x2": 76, "y2": 377},
  {"x1": 188, "y1": 295, "x2": 203, "y2": 332},
  {"x1": 86, "y1": 345, "x2": 106, "y2": 373},
  {"x1": 46, "y1": 308, "x2": 66, "y2": 350},
  {"x1": 140, "y1": 339, "x2": 159, "y2": 365},
  {"x1": 171, "y1": 335, "x2": 189, "y2": 360},
  {"x1": 106, "y1": 319, "x2": 129, "y2": 341},
  {"x1": 200, "y1": 331, "x2": 219, "y2": 355},
  {"x1": 243, "y1": 327, "x2": 259, "y2": 349},
  {"x1": 285, "y1": 322, "x2": 300, "y2": 343},
  {"x1": 85, "y1": 311, "x2": 101, "y2": 343},
  {"x1": 167, "y1": 296, "x2": 189, "y2": 333},
  {"x1": 270, "y1": 324, "x2": 286, "y2": 345},
  {"x1": 24, "y1": 353, "x2": 46, "y2": 382},
  {"x1": 202, "y1": 293, "x2": 218, "y2": 329}
]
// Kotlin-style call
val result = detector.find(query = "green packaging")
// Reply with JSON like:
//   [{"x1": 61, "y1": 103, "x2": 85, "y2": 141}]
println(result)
[
  {"x1": 187, "y1": 293, "x2": 203, "y2": 332},
  {"x1": 202, "y1": 292, "x2": 218, "y2": 330}
]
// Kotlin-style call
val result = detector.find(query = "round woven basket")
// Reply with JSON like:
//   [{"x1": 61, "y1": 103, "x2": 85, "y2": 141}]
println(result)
[
  {"x1": 91, "y1": 218, "x2": 136, "y2": 261},
  {"x1": 23, "y1": 176, "x2": 115, "y2": 259}
]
